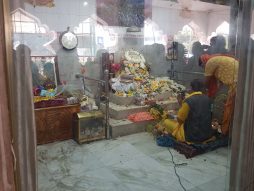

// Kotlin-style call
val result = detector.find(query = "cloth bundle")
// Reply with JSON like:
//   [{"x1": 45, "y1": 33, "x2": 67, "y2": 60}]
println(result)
[{"x1": 156, "y1": 134, "x2": 228, "y2": 158}]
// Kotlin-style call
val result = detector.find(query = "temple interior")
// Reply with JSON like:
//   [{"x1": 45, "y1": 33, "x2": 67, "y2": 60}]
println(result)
[{"x1": 6, "y1": 0, "x2": 249, "y2": 190}]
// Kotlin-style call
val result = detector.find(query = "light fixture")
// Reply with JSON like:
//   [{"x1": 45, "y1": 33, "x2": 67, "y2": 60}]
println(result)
[{"x1": 83, "y1": 1, "x2": 88, "y2": 6}]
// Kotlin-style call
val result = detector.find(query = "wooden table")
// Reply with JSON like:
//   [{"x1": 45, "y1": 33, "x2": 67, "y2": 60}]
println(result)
[{"x1": 35, "y1": 104, "x2": 80, "y2": 145}]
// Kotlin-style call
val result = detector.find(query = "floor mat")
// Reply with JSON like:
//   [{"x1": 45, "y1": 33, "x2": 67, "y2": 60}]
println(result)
[{"x1": 156, "y1": 135, "x2": 229, "y2": 158}]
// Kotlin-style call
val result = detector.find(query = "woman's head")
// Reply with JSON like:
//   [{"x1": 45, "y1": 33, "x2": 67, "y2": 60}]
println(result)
[
  {"x1": 190, "y1": 79, "x2": 205, "y2": 92},
  {"x1": 210, "y1": 36, "x2": 217, "y2": 46},
  {"x1": 191, "y1": 41, "x2": 203, "y2": 57}
]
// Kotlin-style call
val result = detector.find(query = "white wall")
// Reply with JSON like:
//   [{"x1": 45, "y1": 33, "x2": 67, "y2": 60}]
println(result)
[
  {"x1": 12, "y1": 0, "x2": 239, "y2": 86},
  {"x1": 21, "y1": 0, "x2": 232, "y2": 43},
  {"x1": 152, "y1": 6, "x2": 210, "y2": 38},
  {"x1": 207, "y1": 10, "x2": 230, "y2": 36},
  {"x1": 24, "y1": 0, "x2": 96, "y2": 32}
]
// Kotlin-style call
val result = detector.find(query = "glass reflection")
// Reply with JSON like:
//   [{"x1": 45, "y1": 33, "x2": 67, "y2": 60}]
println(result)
[{"x1": 9, "y1": 0, "x2": 237, "y2": 190}]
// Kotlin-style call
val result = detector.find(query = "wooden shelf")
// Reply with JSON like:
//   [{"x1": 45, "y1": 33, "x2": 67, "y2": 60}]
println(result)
[{"x1": 35, "y1": 104, "x2": 80, "y2": 145}]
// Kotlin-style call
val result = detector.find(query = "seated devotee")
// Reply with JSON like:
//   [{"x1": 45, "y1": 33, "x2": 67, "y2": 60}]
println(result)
[
  {"x1": 199, "y1": 54, "x2": 239, "y2": 135},
  {"x1": 154, "y1": 79, "x2": 216, "y2": 143}
]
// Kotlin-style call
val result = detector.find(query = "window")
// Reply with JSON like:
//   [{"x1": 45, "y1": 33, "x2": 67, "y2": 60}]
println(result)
[
  {"x1": 12, "y1": 8, "x2": 48, "y2": 33},
  {"x1": 11, "y1": 8, "x2": 56, "y2": 55}
]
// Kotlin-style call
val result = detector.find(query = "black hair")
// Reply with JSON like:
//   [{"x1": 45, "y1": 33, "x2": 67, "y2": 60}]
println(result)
[
  {"x1": 210, "y1": 36, "x2": 217, "y2": 46},
  {"x1": 216, "y1": 35, "x2": 226, "y2": 48},
  {"x1": 190, "y1": 79, "x2": 205, "y2": 92},
  {"x1": 198, "y1": 56, "x2": 203, "y2": 67}
]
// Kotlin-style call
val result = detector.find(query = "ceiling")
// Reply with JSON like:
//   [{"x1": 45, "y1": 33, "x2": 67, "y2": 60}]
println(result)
[{"x1": 153, "y1": 0, "x2": 230, "y2": 12}]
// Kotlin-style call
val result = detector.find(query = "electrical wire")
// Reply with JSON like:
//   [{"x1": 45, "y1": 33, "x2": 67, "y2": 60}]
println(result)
[{"x1": 168, "y1": 148, "x2": 187, "y2": 191}]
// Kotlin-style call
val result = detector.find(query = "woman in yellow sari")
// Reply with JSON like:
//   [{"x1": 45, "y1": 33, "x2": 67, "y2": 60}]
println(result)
[
  {"x1": 199, "y1": 54, "x2": 239, "y2": 135},
  {"x1": 155, "y1": 79, "x2": 215, "y2": 143}
]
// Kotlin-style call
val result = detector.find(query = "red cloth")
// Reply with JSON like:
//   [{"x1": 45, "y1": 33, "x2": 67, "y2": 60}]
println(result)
[
  {"x1": 128, "y1": 112, "x2": 154, "y2": 122},
  {"x1": 207, "y1": 76, "x2": 218, "y2": 98},
  {"x1": 200, "y1": 54, "x2": 213, "y2": 64},
  {"x1": 200, "y1": 54, "x2": 217, "y2": 97},
  {"x1": 34, "y1": 98, "x2": 67, "y2": 109},
  {"x1": 110, "y1": 63, "x2": 121, "y2": 73}
]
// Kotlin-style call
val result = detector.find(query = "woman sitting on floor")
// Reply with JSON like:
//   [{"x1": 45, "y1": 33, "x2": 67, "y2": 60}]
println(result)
[{"x1": 155, "y1": 79, "x2": 216, "y2": 143}]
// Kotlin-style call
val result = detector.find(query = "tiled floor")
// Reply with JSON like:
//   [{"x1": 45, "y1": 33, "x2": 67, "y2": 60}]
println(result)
[{"x1": 37, "y1": 132, "x2": 230, "y2": 191}]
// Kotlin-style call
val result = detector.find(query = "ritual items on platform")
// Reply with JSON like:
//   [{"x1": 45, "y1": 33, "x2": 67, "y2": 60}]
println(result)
[
  {"x1": 80, "y1": 96, "x2": 98, "y2": 111},
  {"x1": 110, "y1": 63, "x2": 121, "y2": 74},
  {"x1": 149, "y1": 104, "x2": 164, "y2": 120},
  {"x1": 33, "y1": 83, "x2": 67, "y2": 108},
  {"x1": 125, "y1": 50, "x2": 146, "y2": 65},
  {"x1": 111, "y1": 79, "x2": 135, "y2": 97},
  {"x1": 33, "y1": 85, "x2": 66, "y2": 108},
  {"x1": 40, "y1": 89, "x2": 56, "y2": 97},
  {"x1": 33, "y1": 80, "x2": 98, "y2": 109},
  {"x1": 128, "y1": 112, "x2": 154, "y2": 122},
  {"x1": 43, "y1": 80, "x2": 56, "y2": 90},
  {"x1": 110, "y1": 49, "x2": 186, "y2": 106},
  {"x1": 67, "y1": 97, "x2": 80, "y2": 105},
  {"x1": 36, "y1": 98, "x2": 67, "y2": 108},
  {"x1": 33, "y1": 86, "x2": 42, "y2": 96}
]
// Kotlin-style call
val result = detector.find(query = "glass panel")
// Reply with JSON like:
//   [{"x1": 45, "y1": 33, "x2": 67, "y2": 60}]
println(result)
[
  {"x1": 31, "y1": 56, "x2": 59, "y2": 88},
  {"x1": 7, "y1": 0, "x2": 245, "y2": 190}
]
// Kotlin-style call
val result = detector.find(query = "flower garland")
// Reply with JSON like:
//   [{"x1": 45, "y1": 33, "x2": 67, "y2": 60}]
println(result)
[{"x1": 125, "y1": 50, "x2": 145, "y2": 65}]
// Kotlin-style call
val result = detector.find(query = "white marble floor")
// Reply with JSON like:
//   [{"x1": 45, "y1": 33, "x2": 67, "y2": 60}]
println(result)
[{"x1": 37, "y1": 132, "x2": 230, "y2": 191}]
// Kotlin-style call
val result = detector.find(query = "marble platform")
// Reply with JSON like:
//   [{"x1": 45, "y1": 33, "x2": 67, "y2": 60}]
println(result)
[
  {"x1": 100, "y1": 99, "x2": 178, "y2": 138},
  {"x1": 37, "y1": 132, "x2": 230, "y2": 191},
  {"x1": 110, "y1": 118, "x2": 156, "y2": 138},
  {"x1": 101, "y1": 99, "x2": 179, "y2": 120}
]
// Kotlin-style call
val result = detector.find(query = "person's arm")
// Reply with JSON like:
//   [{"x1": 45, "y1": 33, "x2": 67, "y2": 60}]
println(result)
[
  {"x1": 177, "y1": 102, "x2": 190, "y2": 126},
  {"x1": 177, "y1": 93, "x2": 185, "y2": 106},
  {"x1": 205, "y1": 76, "x2": 213, "y2": 88}
]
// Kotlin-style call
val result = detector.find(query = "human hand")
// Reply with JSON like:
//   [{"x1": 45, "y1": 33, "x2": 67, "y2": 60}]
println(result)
[
  {"x1": 177, "y1": 94, "x2": 184, "y2": 106},
  {"x1": 212, "y1": 119, "x2": 221, "y2": 130}
]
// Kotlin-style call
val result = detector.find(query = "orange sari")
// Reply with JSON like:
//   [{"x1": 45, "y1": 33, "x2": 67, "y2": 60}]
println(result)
[
  {"x1": 221, "y1": 87, "x2": 236, "y2": 135},
  {"x1": 200, "y1": 54, "x2": 238, "y2": 135}
]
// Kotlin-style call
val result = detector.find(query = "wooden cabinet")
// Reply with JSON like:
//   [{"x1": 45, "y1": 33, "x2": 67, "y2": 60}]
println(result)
[{"x1": 35, "y1": 104, "x2": 80, "y2": 145}]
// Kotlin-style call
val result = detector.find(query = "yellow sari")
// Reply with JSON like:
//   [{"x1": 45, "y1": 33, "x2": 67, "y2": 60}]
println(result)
[
  {"x1": 162, "y1": 119, "x2": 185, "y2": 142},
  {"x1": 156, "y1": 92, "x2": 203, "y2": 142},
  {"x1": 156, "y1": 91, "x2": 216, "y2": 143}
]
